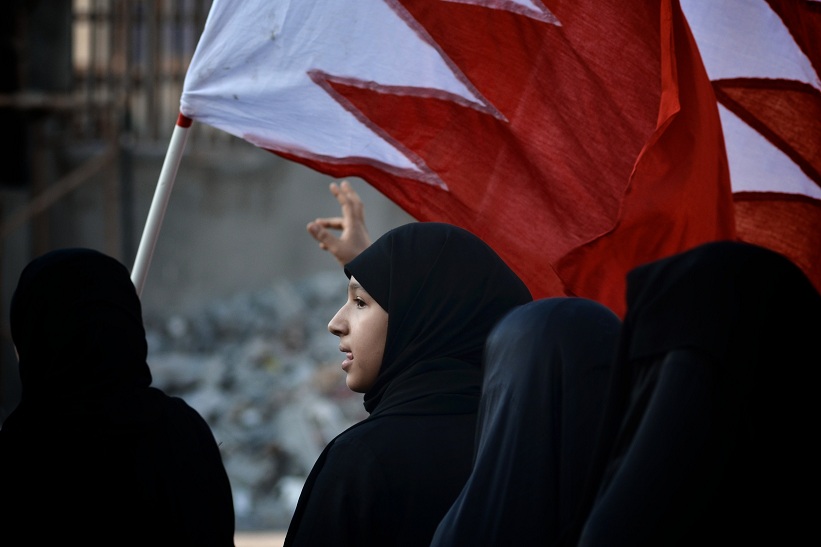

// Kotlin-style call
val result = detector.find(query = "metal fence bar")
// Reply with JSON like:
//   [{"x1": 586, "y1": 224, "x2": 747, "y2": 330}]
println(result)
[{"x1": 66, "y1": 0, "x2": 235, "y2": 150}]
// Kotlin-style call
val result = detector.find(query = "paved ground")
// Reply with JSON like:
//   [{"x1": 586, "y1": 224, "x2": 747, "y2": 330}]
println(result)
[{"x1": 235, "y1": 531, "x2": 286, "y2": 546}]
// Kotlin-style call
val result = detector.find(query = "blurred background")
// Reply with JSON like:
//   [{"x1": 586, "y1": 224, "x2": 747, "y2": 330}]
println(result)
[{"x1": 0, "y1": 0, "x2": 414, "y2": 535}]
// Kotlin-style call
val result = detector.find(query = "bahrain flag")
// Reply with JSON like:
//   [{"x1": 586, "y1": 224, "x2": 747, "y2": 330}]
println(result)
[{"x1": 181, "y1": 0, "x2": 742, "y2": 316}]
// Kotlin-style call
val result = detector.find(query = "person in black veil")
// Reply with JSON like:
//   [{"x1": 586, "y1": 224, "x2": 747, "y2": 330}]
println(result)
[
  {"x1": 284, "y1": 222, "x2": 533, "y2": 547},
  {"x1": 566, "y1": 240, "x2": 821, "y2": 546},
  {"x1": 430, "y1": 297, "x2": 621, "y2": 546},
  {"x1": 0, "y1": 248, "x2": 235, "y2": 546}
]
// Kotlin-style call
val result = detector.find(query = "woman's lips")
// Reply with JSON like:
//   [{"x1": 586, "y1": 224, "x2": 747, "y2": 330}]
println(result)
[{"x1": 341, "y1": 352, "x2": 353, "y2": 372}]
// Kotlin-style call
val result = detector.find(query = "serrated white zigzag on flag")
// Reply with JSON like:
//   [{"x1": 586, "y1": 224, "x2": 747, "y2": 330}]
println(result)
[{"x1": 180, "y1": 0, "x2": 821, "y2": 314}]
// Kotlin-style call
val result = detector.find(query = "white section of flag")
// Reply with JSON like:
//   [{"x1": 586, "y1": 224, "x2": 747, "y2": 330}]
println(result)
[
  {"x1": 181, "y1": 0, "x2": 481, "y2": 173},
  {"x1": 681, "y1": 0, "x2": 821, "y2": 199}
]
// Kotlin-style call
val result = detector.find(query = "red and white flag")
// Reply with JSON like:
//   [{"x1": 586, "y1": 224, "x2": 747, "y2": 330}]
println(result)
[
  {"x1": 681, "y1": 0, "x2": 821, "y2": 294},
  {"x1": 182, "y1": 0, "x2": 749, "y2": 316}
]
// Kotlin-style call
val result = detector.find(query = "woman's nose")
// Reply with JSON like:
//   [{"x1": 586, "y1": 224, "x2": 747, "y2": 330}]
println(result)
[{"x1": 328, "y1": 307, "x2": 345, "y2": 336}]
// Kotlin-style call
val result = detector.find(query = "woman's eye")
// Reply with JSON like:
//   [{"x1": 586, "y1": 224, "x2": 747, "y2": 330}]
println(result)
[{"x1": 354, "y1": 297, "x2": 366, "y2": 308}]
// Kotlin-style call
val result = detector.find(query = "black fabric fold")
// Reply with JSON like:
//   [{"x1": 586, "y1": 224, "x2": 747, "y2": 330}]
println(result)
[{"x1": 370, "y1": 358, "x2": 482, "y2": 417}]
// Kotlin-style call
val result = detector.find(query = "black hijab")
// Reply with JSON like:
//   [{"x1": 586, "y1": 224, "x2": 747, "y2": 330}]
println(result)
[
  {"x1": 591, "y1": 239, "x2": 821, "y2": 458},
  {"x1": 1, "y1": 248, "x2": 236, "y2": 546},
  {"x1": 431, "y1": 297, "x2": 621, "y2": 546},
  {"x1": 284, "y1": 223, "x2": 533, "y2": 547},
  {"x1": 10, "y1": 247, "x2": 151, "y2": 411},
  {"x1": 344, "y1": 221, "x2": 533, "y2": 414},
  {"x1": 569, "y1": 240, "x2": 821, "y2": 546}
]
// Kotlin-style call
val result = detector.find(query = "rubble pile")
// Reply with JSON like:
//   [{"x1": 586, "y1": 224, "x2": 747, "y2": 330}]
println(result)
[{"x1": 144, "y1": 270, "x2": 367, "y2": 531}]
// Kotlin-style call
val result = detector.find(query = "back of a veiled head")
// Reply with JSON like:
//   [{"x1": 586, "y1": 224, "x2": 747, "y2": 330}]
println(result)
[
  {"x1": 435, "y1": 298, "x2": 621, "y2": 546},
  {"x1": 623, "y1": 240, "x2": 821, "y2": 366},
  {"x1": 344, "y1": 222, "x2": 533, "y2": 412},
  {"x1": 10, "y1": 248, "x2": 151, "y2": 403},
  {"x1": 573, "y1": 238, "x2": 821, "y2": 547}
]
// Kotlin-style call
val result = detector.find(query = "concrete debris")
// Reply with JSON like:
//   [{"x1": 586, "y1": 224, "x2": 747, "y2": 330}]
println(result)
[{"x1": 145, "y1": 270, "x2": 367, "y2": 531}]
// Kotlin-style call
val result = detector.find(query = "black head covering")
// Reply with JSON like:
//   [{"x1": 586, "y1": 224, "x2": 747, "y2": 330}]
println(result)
[
  {"x1": 621, "y1": 239, "x2": 820, "y2": 363},
  {"x1": 569, "y1": 240, "x2": 821, "y2": 546},
  {"x1": 431, "y1": 297, "x2": 621, "y2": 547},
  {"x1": 10, "y1": 247, "x2": 151, "y2": 409},
  {"x1": 1, "y1": 248, "x2": 236, "y2": 545},
  {"x1": 344, "y1": 222, "x2": 533, "y2": 414}
]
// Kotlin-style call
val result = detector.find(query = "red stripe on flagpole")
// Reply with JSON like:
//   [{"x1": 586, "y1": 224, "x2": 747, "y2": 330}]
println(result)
[{"x1": 177, "y1": 113, "x2": 193, "y2": 128}]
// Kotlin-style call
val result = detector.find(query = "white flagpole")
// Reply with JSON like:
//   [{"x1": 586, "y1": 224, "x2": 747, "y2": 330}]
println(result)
[{"x1": 130, "y1": 113, "x2": 193, "y2": 296}]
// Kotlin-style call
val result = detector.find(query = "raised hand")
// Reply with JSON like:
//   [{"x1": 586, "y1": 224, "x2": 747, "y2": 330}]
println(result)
[{"x1": 306, "y1": 180, "x2": 372, "y2": 266}]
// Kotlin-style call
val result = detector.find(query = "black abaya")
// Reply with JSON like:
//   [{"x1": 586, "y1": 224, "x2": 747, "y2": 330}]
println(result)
[
  {"x1": 0, "y1": 248, "x2": 235, "y2": 546},
  {"x1": 283, "y1": 222, "x2": 532, "y2": 547}
]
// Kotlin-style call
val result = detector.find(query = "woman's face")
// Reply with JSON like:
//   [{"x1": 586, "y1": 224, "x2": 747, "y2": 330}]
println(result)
[{"x1": 328, "y1": 276, "x2": 389, "y2": 393}]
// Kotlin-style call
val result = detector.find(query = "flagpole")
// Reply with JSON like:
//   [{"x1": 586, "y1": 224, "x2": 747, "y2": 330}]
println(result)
[{"x1": 130, "y1": 113, "x2": 193, "y2": 296}]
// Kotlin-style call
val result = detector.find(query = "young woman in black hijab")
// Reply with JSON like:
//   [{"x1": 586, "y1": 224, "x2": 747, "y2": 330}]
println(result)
[
  {"x1": 430, "y1": 297, "x2": 621, "y2": 546},
  {"x1": 568, "y1": 240, "x2": 821, "y2": 546},
  {"x1": 283, "y1": 222, "x2": 533, "y2": 547},
  {"x1": 0, "y1": 248, "x2": 235, "y2": 546}
]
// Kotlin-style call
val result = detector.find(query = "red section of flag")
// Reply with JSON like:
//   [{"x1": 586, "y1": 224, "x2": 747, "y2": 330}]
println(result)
[
  {"x1": 557, "y1": 0, "x2": 736, "y2": 312},
  {"x1": 714, "y1": 78, "x2": 821, "y2": 188},
  {"x1": 280, "y1": 0, "x2": 734, "y2": 316},
  {"x1": 734, "y1": 191, "x2": 821, "y2": 291},
  {"x1": 182, "y1": 0, "x2": 821, "y2": 313},
  {"x1": 767, "y1": 0, "x2": 821, "y2": 73}
]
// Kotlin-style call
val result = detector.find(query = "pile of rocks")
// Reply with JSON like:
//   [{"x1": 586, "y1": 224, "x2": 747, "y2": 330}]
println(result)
[{"x1": 144, "y1": 270, "x2": 367, "y2": 531}]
